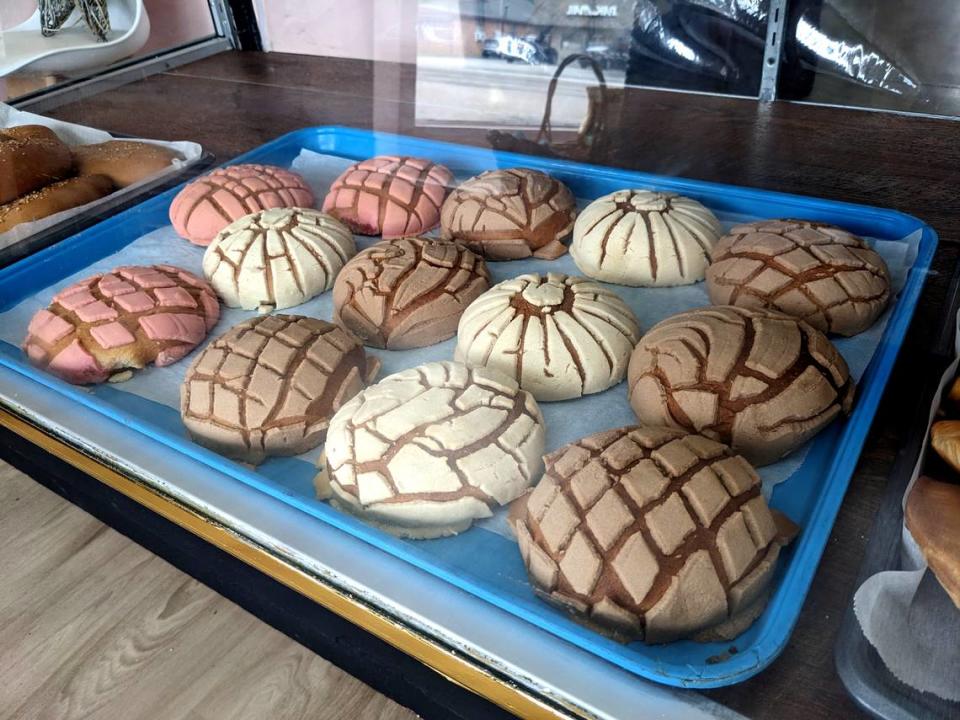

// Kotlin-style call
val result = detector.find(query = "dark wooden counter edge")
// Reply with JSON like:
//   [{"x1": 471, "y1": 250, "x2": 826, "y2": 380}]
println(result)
[{"x1": 6, "y1": 50, "x2": 956, "y2": 720}]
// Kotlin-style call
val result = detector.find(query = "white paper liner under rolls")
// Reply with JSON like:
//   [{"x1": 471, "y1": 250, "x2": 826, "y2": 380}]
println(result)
[
  {"x1": 853, "y1": 310, "x2": 960, "y2": 702},
  {"x1": 0, "y1": 102, "x2": 204, "y2": 251}
]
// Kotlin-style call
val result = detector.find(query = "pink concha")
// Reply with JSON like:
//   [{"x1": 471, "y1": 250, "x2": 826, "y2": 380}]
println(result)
[
  {"x1": 322, "y1": 155, "x2": 453, "y2": 239},
  {"x1": 23, "y1": 264, "x2": 220, "y2": 385},
  {"x1": 47, "y1": 339, "x2": 109, "y2": 384},
  {"x1": 169, "y1": 164, "x2": 314, "y2": 246}
]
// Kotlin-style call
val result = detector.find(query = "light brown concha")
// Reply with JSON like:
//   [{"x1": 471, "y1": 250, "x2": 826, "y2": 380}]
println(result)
[
  {"x1": 512, "y1": 426, "x2": 797, "y2": 643},
  {"x1": 182, "y1": 314, "x2": 379, "y2": 464},
  {"x1": 333, "y1": 236, "x2": 491, "y2": 349},
  {"x1": 440, "y1": 168, "x2": 577, "y2": 260},
  {"x1": 706, "y1": 219, "x2": 891, "y2": 336},
  {"x1": 627, "y1": 306, "x2": 855, "y2": 466}
]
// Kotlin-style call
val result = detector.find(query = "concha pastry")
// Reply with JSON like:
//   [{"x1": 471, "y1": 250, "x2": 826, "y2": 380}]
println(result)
[
  {"x1": 182, "y1": 315, "x2": 379, "y2": 464},
  {"x1": 322, "y1": 155, "x2": 453, "y2": 238},
  {"x1": 170, "y1": 164, "x2": 314, "y2": 246},
  {"x1": 455, "y1": 273, "x2": 641, "y2": 401},
  {"x1": 706, "y1": 220, "x2": 891, "y2": 336},
  {"x1": 512, "y1": 426, "x2": 797, "y2": 643},
  {"x1": 627, "y1": 306, "x2": 854, "y2": 466},
  {"x1": 571, "y1": 190, "x2": 722, "y2": 287},
  {"x1": 203, "y1": 208, "x2": 355, "y2": 312},
  {"x1": 23, "y1": 265, "x2": 220, "y2": 385},
  {"x1": 333, "y1": 236, "x2": 491, "y2": 349},
  {"x1": 439, "y1": 168, "x2": 577, "y2": 260},
  {"x1": 315, "y1": 361, "x2": 545, "y2": 538}
]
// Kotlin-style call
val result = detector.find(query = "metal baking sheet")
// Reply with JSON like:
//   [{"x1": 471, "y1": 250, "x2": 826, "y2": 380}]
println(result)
[{"x1": 0, "y1": 127, "x2": 938, "y2": 688}]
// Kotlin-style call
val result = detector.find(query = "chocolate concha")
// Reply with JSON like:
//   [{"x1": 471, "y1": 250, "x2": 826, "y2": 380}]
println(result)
[
  {"x1": 182, "y1": 315, "x2": 378, "y2": 464},
  {"x1": 333, "y1": 236, "x2": 491, "y2": 349},
  {"x1": 439, "y1": 168, "x2": 577, "y2": 260},
  {"x1": 627, "y1": 306, "x2": 854, "y2": 466},
  {"x1": 706, "y1": 220, "x2": 891, "y2": 336},
  {"x1": 571, "y1": 190, "x2": 722, "y2": 287},
  {"x1": 322, "y1": 155, "x2": 453, "y2": 238},
  {"x1": 512, "y1": 425, "x2": 797, "y2": 643},
  {"x1": 455, "y1": 272, "x2": 641, "y2": 401},
  {"x1": 315, "y1": 361, "x2": 545, "y2": 539},
  {"x1": 23, "y1": 264, "x2": 220, "y2": 385},
  {"x1": 203, "y1": 208, "x2": 355, "y2": 311}
]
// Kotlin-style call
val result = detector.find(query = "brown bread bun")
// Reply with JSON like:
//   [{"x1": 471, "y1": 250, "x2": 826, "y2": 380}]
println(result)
[
  {"x1": 0, "y1": 174, "x2": 114, "y2": 232},
  {"x1": 931, "y1": 420, "x2": 960, "y2": 474},
  {"x1": 0, "y1": 125, "x2": 74, "y2": 204},
  {"x1": 74, "y1": 140, "x2": 179, "y2": 188},
  {"x1": 905, "y1": 475, "x2": 960, "y2": 610}
]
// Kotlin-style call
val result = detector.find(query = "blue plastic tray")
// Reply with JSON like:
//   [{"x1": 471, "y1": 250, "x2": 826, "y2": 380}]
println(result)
[{"x1": 0, "y1": 127, "x2": 937, "y2": 688}]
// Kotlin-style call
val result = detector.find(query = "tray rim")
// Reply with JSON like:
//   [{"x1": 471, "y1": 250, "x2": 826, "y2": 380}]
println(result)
[{"x1": 0, "y1": 125, "x2": 940, "y2": 689}]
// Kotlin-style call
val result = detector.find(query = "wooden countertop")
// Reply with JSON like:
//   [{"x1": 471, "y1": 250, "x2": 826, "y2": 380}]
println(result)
[{"x1": 45, "y1": 50, "x2": 960, "y2": 719}]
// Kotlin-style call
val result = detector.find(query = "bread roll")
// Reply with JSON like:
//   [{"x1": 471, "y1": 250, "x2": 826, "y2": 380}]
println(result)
[
  {"x1": 905, "y1": 475, "x2": 960, "y2": 610},
  {"x1": 931, "y1": 421, "x2": 960, "y2": 474},
  {"x1": 74, "y1": 140, "x2": 179, "y2": 188},
  {"x1": 0, "y1": 174, "x2": 113, "y2": 232},
  {"x1": 0, "y1": 125, "x2": 74, "y2": 204}
]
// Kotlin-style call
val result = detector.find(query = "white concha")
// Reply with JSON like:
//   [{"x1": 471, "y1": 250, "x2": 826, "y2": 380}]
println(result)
[
  {"x1": 455, "y1": 273, "x2": 641, "y2": 401},
  {"x1": 571, "y1": 190, "x2": 722, "y2": 287},
  {"x1": 315, "y1": 360, "x2": 545, "y2": 539},
  {"x1": 202, "y1": 207, "x2": 355, "y2": 311}
]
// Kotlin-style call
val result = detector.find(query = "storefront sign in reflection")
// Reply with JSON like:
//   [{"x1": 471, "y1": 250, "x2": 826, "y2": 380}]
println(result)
[{"x1": 566, "y1": 4, "x2": 618, "y2": 17}]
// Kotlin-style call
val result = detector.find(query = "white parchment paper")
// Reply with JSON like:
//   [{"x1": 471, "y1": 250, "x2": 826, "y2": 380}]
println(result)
[
  {"x1": 0, "y1": 103, "x2": 204, "y2": 250},
  {"x1": 0, "y1": 149, "x2": 920, "y2": 541},
  {"x1": 853, "y1": 313, "x2": 960, "y2": 701}
]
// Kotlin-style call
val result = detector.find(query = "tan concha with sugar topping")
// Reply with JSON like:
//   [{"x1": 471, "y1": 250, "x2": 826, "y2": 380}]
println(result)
[
  {"x1": 181, "y1": 314, "x2": 379, "y2": 464},
  {"x1": 627, "y1": 306, "x2": 854, "y2": 466},
  {"x1": 456, "y1": 273, "x2": 641, "y2": 401},
  {"x1": 512, "y1": 426, "x2": 798, "y2": 643},
  {"x1": 440, "y1": 168, "x2": 577, "y2": 260},
  {"x1": 315, "y1": 361, "x2": 545, "y2": 538},
  {"x1": 706, "y1": 219, "x2": 890, "y2": 336}
]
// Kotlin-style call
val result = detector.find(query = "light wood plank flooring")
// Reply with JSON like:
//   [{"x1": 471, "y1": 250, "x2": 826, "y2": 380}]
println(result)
[{"x1": 0, "y1": 459, "x2": 418, "y2": 720}]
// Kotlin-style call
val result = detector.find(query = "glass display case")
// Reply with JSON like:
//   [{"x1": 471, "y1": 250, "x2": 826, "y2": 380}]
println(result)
[{"x1": 1, "y1": 3, "x2": 959, "y2": 719}]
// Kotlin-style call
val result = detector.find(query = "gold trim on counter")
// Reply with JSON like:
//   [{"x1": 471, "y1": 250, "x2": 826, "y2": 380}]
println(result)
[{"x1": 0, "y1": 406, "x2": 584, "y2": 720}]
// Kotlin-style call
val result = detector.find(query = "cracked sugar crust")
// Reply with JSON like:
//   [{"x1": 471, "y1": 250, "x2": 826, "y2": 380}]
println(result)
[
  {"x1": 333, "y1": 236, "x2": 491, "y2": 350},
  {"x1": 23, "y1": 264, "x2": 220, "y2": 385},
  {"x1": 706, "y1": 219, "x2": 891, "y2": 336},
  {"x1": 626, "y1": 305, "x2": 855, "y2": 466},
  {"x1": 571, "y1": 190, "x2": 723, "y2": 287},
  {"x1": 316, "y1": 361, "x2": 545, "y2": 538},
  {"x1": 456, "y1": 272, "x2": 641, "y2": 401},
  {"x1": 170, "y1": 164, "x2": 315, "y2": 246},
  {"x1": 322, "y1": 155, "x2": 453, "y2": 239},
  {"x1": 203, "y1": 208, "x2": 356, "y2": 311},
  {"x1": 439, "y1": 168, "x2": 577, "y2": 260},
  {"x1": 513, "y1": 425, "x2": 795, "y2": 643},
  {"x1": 181, "y1": 314, "x2": 379, "y2": 464}
]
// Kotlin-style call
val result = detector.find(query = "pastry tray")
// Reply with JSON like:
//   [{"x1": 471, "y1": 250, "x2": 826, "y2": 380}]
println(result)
[
  {"x1": 0, "y1": 147, "x2": 215, "y2": 269},
  {"x1": 835, "y1": 261, "x2": 960, "y2": 719},
  {"x1": 0, "y1": 126, "x2": 938, "y2": 689}
]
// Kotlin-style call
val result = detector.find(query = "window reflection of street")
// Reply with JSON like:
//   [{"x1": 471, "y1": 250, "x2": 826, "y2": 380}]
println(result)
[
  {"x1": 416, "y1": 55, "x2": 623, "y2": 128},
  {"x1": 416, "y1": 1, "x2": 630, "y2": 129}
]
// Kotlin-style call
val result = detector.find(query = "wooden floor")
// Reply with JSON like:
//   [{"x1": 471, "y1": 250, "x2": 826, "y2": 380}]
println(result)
[{"x1": 0, "y1": 460, "x2": 417, "y2": 720}]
